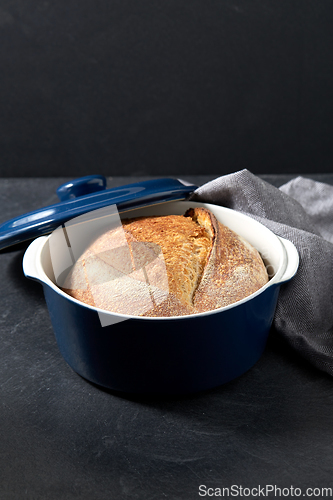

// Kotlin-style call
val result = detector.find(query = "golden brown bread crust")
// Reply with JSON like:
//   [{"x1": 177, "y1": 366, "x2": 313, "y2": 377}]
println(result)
[
  {"x1": 62, "y1": 207, "x2": 269, "y2": 317},
  {"x1": 188, "y1": 208, "x2": 269, "y2": 312}
]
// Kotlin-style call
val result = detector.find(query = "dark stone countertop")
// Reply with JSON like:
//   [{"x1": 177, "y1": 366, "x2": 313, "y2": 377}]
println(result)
[{"x1": 1, "y1": 174, "x2": 333, "y2": 499}]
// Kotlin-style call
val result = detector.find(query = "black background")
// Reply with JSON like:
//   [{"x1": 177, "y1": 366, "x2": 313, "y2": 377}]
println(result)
[{"x1": 0, "y1": 0, "x2": 333, "y2": 177}]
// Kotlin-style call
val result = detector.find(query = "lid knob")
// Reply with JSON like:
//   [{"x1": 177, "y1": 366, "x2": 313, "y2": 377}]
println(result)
[{"x1": 56, "y1": 175, "x2": 107, "y2": 201}]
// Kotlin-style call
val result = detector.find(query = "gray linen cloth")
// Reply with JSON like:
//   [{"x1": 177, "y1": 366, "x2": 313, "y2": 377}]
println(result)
[{"x1": 191, "y1": 169, "x2": 333, "y2": 376}]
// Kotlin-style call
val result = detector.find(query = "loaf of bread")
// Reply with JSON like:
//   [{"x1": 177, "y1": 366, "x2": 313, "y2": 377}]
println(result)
[{"x1": 61, "y1": 207, "x2": 269, "y2": 317}]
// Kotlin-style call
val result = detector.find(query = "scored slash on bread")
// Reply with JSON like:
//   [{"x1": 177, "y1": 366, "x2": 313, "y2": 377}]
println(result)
[
  {"x1": 62, "y1": 207, "x2": 269, "y2": 317},
  {"x1": 188, "y1": 208, "x2": 269, "y2": 313}
]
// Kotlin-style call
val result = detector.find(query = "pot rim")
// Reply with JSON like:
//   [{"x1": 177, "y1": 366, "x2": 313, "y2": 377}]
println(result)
[{"x1": 23, "y1": 201, "x2": 299, "y2": 322}]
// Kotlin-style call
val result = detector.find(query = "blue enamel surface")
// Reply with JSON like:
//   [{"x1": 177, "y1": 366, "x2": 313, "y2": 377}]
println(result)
[
  {"x1": 42, "y1": 283, "x2": 280, "y2": 395},
  {"x1": 0, "y1": 177, "x2": 197, "y2": 250}
]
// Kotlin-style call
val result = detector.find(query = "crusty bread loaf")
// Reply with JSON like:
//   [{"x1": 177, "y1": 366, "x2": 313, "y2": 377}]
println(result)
[{"x1": 62, "y1": 207, "x2": 269, "y2": 317}]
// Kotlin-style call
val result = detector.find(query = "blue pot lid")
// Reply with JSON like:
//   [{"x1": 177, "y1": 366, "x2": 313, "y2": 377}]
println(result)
[{"x1": 0, "y1": 176, "x2": 198, "y2": 250}]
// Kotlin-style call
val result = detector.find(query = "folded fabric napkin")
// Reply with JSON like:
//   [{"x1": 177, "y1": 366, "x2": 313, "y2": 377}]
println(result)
[{"x1": 191, "y1": 169, "x2": 333, "y2": 376}]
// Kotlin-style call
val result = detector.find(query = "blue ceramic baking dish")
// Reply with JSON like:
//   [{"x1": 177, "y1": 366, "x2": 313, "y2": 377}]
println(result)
[{"x1": 22, "y1": 192, "x2": 299, "y2": 395}]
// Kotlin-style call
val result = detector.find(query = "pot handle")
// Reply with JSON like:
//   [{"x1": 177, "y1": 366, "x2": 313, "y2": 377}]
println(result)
[
  {"x1": 22, "y1": 236, "x2": 48, "y2": 284},
  {"x1": 277, "y1": 236, "x2": 299, "y2": 284}
]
